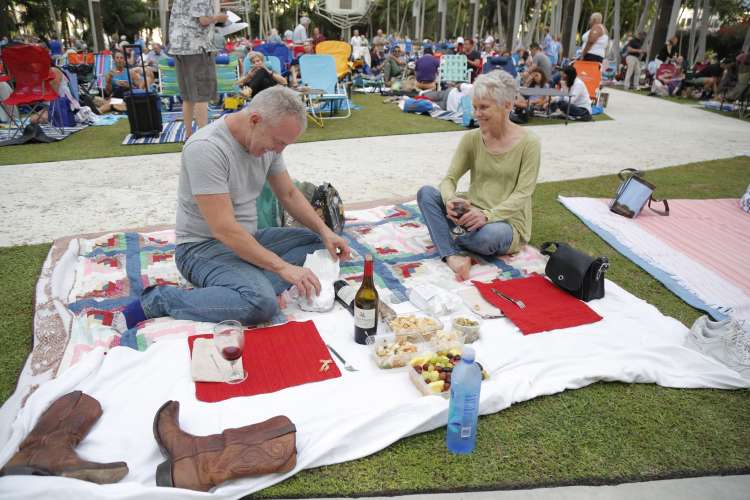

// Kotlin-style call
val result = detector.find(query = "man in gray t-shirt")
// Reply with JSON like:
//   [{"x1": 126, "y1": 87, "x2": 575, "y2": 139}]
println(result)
[
  {"x1": 118, "y1": 87, "x2": 350, "y2": 330},
  {"x1": 529, "y1": 43, "x2": 552, "y2": 81}
]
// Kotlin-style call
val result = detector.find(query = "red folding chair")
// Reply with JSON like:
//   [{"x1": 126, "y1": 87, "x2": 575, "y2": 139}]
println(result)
[{"x1": 1, "y1": 44, "x2": 59, "y2": 139}]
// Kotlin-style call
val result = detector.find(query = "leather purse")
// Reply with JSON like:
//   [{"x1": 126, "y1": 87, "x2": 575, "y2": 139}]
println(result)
[
  {"x1": 610, "y1": 168, "x2": 670, "y2": 218},
  {"x1": 540, "y1": 242, "x2": 609, "y2": 302}
]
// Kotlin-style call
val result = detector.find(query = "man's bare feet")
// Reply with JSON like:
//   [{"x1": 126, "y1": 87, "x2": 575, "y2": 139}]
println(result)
[{"x1": 446, "y1": 255, "x2": 472, "y2": 282}]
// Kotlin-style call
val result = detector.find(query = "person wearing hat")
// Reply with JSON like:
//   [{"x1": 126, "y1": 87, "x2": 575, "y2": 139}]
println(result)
[{"x1": 451, "y1": 36, "x2": 465, "y2": 55}]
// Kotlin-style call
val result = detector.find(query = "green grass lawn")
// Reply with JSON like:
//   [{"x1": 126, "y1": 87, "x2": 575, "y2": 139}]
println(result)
[
  {"x1": 1, "y1": 157, "x2": 748, "y2": 497},
  {"x1": 0, "y1": 93, "x2": 609, "y2": 166}
]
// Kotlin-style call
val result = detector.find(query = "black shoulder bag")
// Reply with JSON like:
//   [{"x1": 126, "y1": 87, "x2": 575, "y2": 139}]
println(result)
[{"x1": 540, "y1": 242, "x2": 609, "y2": 302}]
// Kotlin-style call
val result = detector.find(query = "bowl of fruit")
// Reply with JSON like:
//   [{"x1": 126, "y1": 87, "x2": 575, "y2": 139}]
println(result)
[
  {"x1": 372, "y1": 336, "x2": 419, "y2": 369},
  {"x1": 451, "y1": 316, "x2": 481, "y2": 343},
  {"x1": 408, "y1": 349, "x2": 490, "y2": 397}
]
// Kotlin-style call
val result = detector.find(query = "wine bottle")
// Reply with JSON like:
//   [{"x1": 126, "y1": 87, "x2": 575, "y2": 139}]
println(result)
[
  {"x1": 334, "y1": 279, "x2": 356, "y2": 314},
  {"x1": 353, "y1": 255, "x2": 379, "y2": 345}
]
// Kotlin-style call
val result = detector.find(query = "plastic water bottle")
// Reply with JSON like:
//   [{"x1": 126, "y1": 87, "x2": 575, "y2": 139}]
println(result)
[{"x1": 446, "y1": 346, "x2": 482, "y2": 454}]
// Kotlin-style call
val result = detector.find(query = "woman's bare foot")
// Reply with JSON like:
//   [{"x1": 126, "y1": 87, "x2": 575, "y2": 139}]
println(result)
[{"x1": 446, "y1": 255, "x2": 472, "y2": 281}]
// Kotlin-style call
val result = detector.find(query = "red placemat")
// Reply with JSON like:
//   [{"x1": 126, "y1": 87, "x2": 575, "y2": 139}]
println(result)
[
  {"x1": 472, "y1": 276, "x2": 603, "y2": 335},
  {"x1": 187, "y1": 320, "x2": 341, "y2": 402}
]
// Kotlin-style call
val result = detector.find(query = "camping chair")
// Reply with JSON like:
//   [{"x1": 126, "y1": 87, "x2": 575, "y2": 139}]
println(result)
[
  {"x1": 158, "y1": 60, "x2": 181, "y2": 110},
  {"x1": 92, "y1": 53, "x2": 113, "y2": 97},
  {"x1": 315, "y1": 41, "x2": 353, "y2": 81},
  {"x1": 0, "y1": 44, "x2": 61, "y2": 140},
  {"x1": 439, "y1": 54, "x2": 471, "y2": 86},
  {"x1": 298, "y1": 54, "x2": 351, "y2": 127},
  {"x1": 215, "y1": 56, "x2": 240, "y2": 97},
  {"x1": 62, "y1": 51, "x2": 96, "y2": 95},
  {"x1": 255, "y1": 43, "x2": 291, "y2": 76},
  {"x1": 572, "y1": 60, "x2": 602, "y2": 104},
  {"x1": 483, "y1": 56, "x2": 517, "y2": 78}
]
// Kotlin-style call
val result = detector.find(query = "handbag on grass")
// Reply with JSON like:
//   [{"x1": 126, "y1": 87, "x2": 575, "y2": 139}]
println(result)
[
  {"x1": 610, "y1": 168, "x2": 670, "y2": 218},
  {"x1": 540, "y1": 242, "x2": 609, "y2": 302}
]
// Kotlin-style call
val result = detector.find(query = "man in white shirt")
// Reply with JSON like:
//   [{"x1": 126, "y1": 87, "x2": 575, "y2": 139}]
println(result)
[{"x1": 293, "y1": 16, "x2": 310, "y2": 44}]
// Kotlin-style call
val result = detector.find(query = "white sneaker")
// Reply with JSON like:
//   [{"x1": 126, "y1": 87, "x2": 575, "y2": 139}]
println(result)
[{"x1": 685, "y1": 315, "x2": 750, "y2": 378}]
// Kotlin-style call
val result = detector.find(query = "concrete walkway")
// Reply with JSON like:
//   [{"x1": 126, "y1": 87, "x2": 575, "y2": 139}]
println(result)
[
  {"x1": 0, "y1": 89, "x2": 748, "y2": 247},
  {"x1": 290, "y1": 475, "x2": 750, "y2": 500}
]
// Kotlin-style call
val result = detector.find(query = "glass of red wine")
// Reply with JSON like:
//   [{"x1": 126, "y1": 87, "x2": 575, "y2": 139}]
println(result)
[
  {"x1": 213, "y1": 320, "x2": 247, "y2": 384},
  {"x1": 451, "y1": 200, "x2": 469, "y2": 236}
]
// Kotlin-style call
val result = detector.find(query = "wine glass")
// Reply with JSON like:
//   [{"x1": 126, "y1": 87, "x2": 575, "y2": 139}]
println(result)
[
  {"x1": 451, "y1": 200, "x2": 469, "y2": 236},
  {"x1": 213, "y1": 320, "x2": 247, "y2": 384}
]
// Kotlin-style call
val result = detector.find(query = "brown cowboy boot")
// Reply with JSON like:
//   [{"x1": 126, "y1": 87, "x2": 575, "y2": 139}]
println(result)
[
  {"x1": 153, "y1": 400, "x2": 296, "y2": 491},
  {"x1": 0, "y1": 391, "x2": 128, "y2": 484}
]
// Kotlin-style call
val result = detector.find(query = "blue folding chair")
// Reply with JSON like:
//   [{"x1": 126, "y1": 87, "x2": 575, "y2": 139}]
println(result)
[
  {"x1": 255, "y1": 43, "x2": 291, "y2": 76},
  {"x1": 298, "y1": 54, "x2": 351, "y2": 127},
  {"x1": 483, "y1": 56, "x2": 517, "y2": 78}
]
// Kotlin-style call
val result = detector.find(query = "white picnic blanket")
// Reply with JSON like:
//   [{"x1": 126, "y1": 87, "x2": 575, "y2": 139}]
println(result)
[{"x1": 1, "y1": 280, "x2": 748, "y2": 499}]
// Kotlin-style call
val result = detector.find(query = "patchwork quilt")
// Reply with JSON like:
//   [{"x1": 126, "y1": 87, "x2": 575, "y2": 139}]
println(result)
[{"x1": 18, "y1": 203, "x2": 546, "y2": 408}]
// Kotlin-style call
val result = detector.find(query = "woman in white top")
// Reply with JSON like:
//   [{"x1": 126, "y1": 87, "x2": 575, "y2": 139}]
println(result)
[
  {"x1": 549, "y1": 65, "x2": 592, "y2": 120},
  {"x1": 580, "y1": 12, "x2": 609, "y2": 63}
]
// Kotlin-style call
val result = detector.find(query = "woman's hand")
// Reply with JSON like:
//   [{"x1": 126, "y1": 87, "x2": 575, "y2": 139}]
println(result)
[
  {"x1": 458, "y1": 207, "x2": 488, "y2": 232},
  {"x1": 446, "y1": 198, "x2": 470, "y2": 223}
]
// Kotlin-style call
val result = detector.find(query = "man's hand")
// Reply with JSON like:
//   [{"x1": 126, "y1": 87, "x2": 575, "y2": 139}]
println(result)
[
  {"x1": 214, "y1": 13, "x2": 229, "y2": 24},
  {"x1": 280, "y1": 264, "x2": 321, "y2": 299},
  {"x1": 446, "y1": 197, "x2": 470, "y2": 224},
  {"x1": 117, "y1": 80, "x2": 128, "y2": 87},
  {"x1": 322, "y1": 231, "x2": 351, "y2": 261},
  {"x1": 458, "y1": 207, "x2": 488, "y2": 232}
]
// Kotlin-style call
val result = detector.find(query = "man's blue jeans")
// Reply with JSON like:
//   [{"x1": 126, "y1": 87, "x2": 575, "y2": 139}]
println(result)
[
  {"x1": 140, "y1": 227, "x2": 324, "y2": 325},
  {"x1": 417, "y1": 186, "x2": 514, "y2": 258}
]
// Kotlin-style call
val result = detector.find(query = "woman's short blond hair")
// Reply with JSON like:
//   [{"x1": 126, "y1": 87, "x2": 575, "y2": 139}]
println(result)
[
  {"x1": 590, "y1": 12, "x2": 603, "y2": 23},
  {"x1": 472, "y1": 70, "x2": 518, "y2": 106},
  {"x1": 248, "y1": 51, "x2": 264, "y2": 63}
]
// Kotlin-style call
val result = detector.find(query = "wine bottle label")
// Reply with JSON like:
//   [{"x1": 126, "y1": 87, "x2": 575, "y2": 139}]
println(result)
[
  {"x1": 336, "y1": 285, "x2": 356, "y2": 307},
  {"x1": 354, "y1": 307, "x2": 376, "y2": 329}
]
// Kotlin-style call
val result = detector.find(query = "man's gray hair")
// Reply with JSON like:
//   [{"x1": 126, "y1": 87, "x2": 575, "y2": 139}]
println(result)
[
  {"x1": 591, "y1": 12, "x2": 603, "y2": 23},
  {"x1": 472, "y1": 70, "x2": 518, "y2": 106},
  {"x1": 247, "y1": 86, "x2": 308, "y2": 132}
]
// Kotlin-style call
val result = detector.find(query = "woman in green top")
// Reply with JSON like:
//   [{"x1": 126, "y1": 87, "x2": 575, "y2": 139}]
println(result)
[{"x1": 417, "y1": 70, "x2": 541, "y2": 281}]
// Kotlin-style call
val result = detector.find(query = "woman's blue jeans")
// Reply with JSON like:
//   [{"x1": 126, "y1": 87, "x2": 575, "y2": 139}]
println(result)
[{"x1": 417, "y1": 186, "x2": 514, "y2": 258}]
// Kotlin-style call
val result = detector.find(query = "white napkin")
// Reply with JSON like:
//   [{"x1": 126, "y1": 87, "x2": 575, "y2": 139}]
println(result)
[
  {"x1": 191, "y1": 338, "x2": 244, "y2": 382},
  {"x1": 289, "y1": 249, "x2": 340, "y2": 312},
  {"x1": 456, "y1": 286, "x2": 504, "y2": 319}
]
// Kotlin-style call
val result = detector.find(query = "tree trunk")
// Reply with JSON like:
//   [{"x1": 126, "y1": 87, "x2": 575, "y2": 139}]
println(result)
[
  {"x1": 695, "y1": 0, "x2": 710, "y2": 62},
  {"x1": 566, "y1": 0, "x2": 581, "y2": 58},
  {"x1": 472, "y1": 0, "x2": 480, "y2": 37},
  {"x1": 603, "y1": 0, "x2": 610, "y2": 26},
  {"x1": 687, "y1": 0, "x2": 701, "y2": 65},
  {"x1": 636, "y1": 0, "x2": 651, "y2": 34},
  {"x1": 649, "y1": 0, "x2": 674, "y2": 61},
  {"x1": 524, "y1": 0, "x2": 543, "y2": 47},
  {"x1": 665, "y1": 0, "x2": 681, "y2": 40},
  {"x1": 453, "y1": 0, "x2": 463, "y2": 37},
  {"x1": 743, "y1": 20, "x2": 750, "y2": 53},
  {"x1": 497, "y1": 0, "x2": 503, "y2": 42},
  {"x1": 506, "y1": 0, "x2": 514, "y2": 48},
  {"x1": 608, "y1": 0, "x2": 620, "y2": 62}
]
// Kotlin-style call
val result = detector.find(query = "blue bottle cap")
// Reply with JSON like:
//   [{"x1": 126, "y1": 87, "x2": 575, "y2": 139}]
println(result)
[{"x1": 461, "y1": 346, "x2": 475, "y2": 363}]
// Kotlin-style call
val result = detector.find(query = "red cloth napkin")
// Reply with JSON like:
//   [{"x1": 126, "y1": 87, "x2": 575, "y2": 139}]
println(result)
[
  {"x1": 472, "y1": 276, "x2": 603, "y2": 335},
  {"x1": 188, "y1": 320, "x2": 341, "y2": 402}
]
